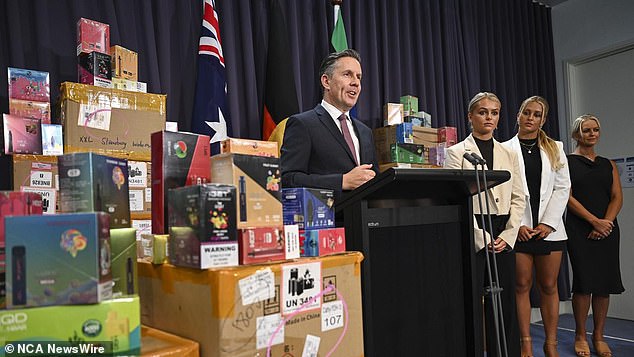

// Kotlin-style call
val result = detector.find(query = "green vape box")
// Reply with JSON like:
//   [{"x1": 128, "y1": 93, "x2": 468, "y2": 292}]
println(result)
[
  {"x1": 110, "y1": 228, "x2": 137, "y2": 297},
  {"x1": 390, "y1": 143, "x2": 425, "y2": 164},
  {"x1": 0, "y1": 296, "x2": 141, "y2": 355}
]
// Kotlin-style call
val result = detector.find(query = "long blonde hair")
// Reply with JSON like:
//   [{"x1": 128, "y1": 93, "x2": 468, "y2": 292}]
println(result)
[
  {"x1": 571, "y1": 114, "x2": 601, "y2": 145},
  {"x1": 518, "y1": 96, "x2": 562, "y2": 170}
]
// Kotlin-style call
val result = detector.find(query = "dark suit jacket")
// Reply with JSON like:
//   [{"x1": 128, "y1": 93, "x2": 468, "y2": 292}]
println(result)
[{"x1": 281, "y1": 104, "x2": 378, "y2": 199}]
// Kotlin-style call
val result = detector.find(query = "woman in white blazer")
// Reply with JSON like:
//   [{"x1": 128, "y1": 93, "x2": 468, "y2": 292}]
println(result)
[
  {"x1": 502, "y1": 96, "x2": 570, "y2": 357},
  {"x1": 445, "y1": 92, "x2": 526, "y2": 357}
]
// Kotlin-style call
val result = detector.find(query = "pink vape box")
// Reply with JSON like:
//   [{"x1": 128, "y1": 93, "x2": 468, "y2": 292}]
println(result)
[
  {"x1": 9, "y1": 99, "x2": 51, "y2": 124},
  {"x1": 7, "y1": 67, "x2": 50, "y2": 103},
  {"x1": 238, "y1": 226, "x2": 285, "y2": 265},
  {"x1": 2, "y1": 114, "x2": 42, "y2": 155},
  {"x1": 77, "y1": 18, "x2": 110, "y2": 56},
  {"x1": 438, "y1": 126, "x2": 457, "y2": 146}
]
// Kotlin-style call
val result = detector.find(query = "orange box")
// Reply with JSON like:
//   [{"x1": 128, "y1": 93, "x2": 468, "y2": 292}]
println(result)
[
  {"x1": 111, "y1": 45, "x2": 138, "y2": 81},
  {"x1": 221, "y1": 138, "x2": 279, "y2": 158},
  {"x1": 141, "y1": 325, "x2": 199, "y2": 357}
]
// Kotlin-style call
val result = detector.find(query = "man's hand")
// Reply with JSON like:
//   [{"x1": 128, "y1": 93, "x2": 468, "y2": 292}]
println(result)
[{"x1": 342, "y1": 164, "x2": 376, "y2": 190}]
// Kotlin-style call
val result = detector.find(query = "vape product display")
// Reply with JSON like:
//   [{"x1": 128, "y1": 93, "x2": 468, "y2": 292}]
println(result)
[
  {"x1": 151, "y1": 131, "x2": 211, "y2": 234},
  {"x1": 438, "y1": 126, "x2": 458, "y2": 146},
  {"x1": 282, "y1": 187, "x2": 335, "y2": 230},
  {"x1": 300, "y1": 227, "x2": 346, "y2": 257},
  {"x1": 4, "y1": 212, "x2": 113, "y2": 308},
  {"x1": 111, "y1": 45, "x2": 138, "y2": 81},
  {"x1": 238, "y1": 226, "x2": 285, "y2": 265},
  {"x1": 41, "y1": 123, "x2": 64, "y2": 156},
  {"x1": 220, "y1": 137, "x2": 279, "y2": 158},
  {"x1": 59, "y1": 152, "x2": 131, "y2": 228},
  {"x1": 383, "y1": 102, "x2": 404, "y2": 126},
  {"x1": 78, "y1": 51, "x2": 113, "y2": 88},
  {"x1": 400, "y1": 95, "x2": 419, "y2": 115},
  {"x1": 7, "y1": 154, "x2": 59, "y2": 214},
  {"x1": 9, "y1": 99, "x2": 51, "y2": 123},
  {"x1": 139, "y1": 234, "x2": 168, "y2": 264},
  {"x1": 77, "y1": 17, "x2": 110, "y2": 55},
  {"x1": 7, "y1": 67, "x2": 50, "y2": 103},
  {"x1": 2, "y1": 114, "x2": 43, "y2": 155},
  {"x1": 389, "y1": 143, "x2": 425, "y2": 164},
  {"x1": 238, "y1": 176, "x2": 247, "y2": 222},
  {"x1": 429, "y1": 143, "x2": 448, "y2": 167},
  {"x1": 110, "y1": 228, "x2": 137, "y2": 297}
]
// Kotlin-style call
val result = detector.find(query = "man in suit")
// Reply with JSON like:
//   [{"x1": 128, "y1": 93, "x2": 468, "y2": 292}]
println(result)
[{"x1": 281, "y1": 49, "x2": 378, "y2": 200}]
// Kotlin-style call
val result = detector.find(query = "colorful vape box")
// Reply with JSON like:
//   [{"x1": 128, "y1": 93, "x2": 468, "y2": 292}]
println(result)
[
  {"x1": 238, "y1": 226, "x2": 285, "y2": 265},
  {"x1": 168, "y1": 184, "x2": 238, "y2": 269},
  {"x1": 7, "y1": 67, "x2": 50, "y2": 102},
  {"x1": 151, "y1": 131, "x2": 211, "y2": 234},
  {"x1": 9, "y1": 99, "x2": 51, "y2": 123},
  {"x1": 429, "y1": 143, "x2": 448, "y2": 167},
  {"x1": 112, "y1": 78, "x2": 147, "y2": 93},
  {"x1": 2, "y1": 114, "x2": 42, "y2": 155},
  {"x1": 78, "y1": 51, "x2": 113, "y2": 88},
  {"x1": 300, "y1": 227, "x2": 346, "y2": 257},
  {"x1": 415, "y1": 111, "x2": 433, "y2": 128},
  {"x1": 0, "y1": 192, "x2": 43, "y2": 309},
  {"x1": 77, "y1": 17, "x2": 110, "y2": 55},
  {"x1": 220, "y1": 137, "x2": 279, "y2": 158},
  {"x1": 211, "y1": 153, "x2": 282, "y2": 229},
  {"x1": 41, "y1": 123, "x2": 63, "y2": 156},
  {"x1": 0, "y1": 296, "x2": 141, "y2": 355},
  {"x1": 390, "y1": 143, "x2": 425, "y2": 164},
  {"x1": 400, "y1": 95, "x2": 419, "y2": 115},
  {"x1": 282, "y1": 187, "x2": 335, "y2": 230},
  {"x1": 383, "y1": 103, "x2": 404, "y2": 126},
  {"x1": 438, "y1": 126, "x2": 458, "y2": 146},
  {"x1": 4, "y1": 212, "x2": 113, "y2": 308},
  {"x1": 111, "y1": 45, "x2": 138, "y2": 81},
  {"x1": 59, "y1": 152, "x2": 131, "y2": 228},
  {"x1": 110, "y1": 228, "x2": 137, "y2": 298},
  {"x1": 138, "y1": 234, "x2": 168, "y2": 265}
]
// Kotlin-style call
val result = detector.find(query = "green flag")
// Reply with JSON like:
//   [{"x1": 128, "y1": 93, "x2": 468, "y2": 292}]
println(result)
[{"x1": 331, "y1": 8, "x2": 348, "y2": 52}]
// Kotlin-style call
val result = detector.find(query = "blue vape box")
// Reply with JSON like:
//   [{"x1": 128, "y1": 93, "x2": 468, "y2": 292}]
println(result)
[{"x1": 282, "y1": 188, "x2": 335, "y2": 230}]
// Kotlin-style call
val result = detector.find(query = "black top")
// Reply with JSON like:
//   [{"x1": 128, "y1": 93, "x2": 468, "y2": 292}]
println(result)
[
  {"x1": 519, "y1": 138, "x2": 541, "y2": 226},
  {"x1": 474, "y1": 136, "x2": 494, "y2": 169}
]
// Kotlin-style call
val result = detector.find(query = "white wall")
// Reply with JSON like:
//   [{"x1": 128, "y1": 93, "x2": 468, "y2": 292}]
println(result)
[{"x1": 551, "y1": 0, "x2": 634, "y2": 320}]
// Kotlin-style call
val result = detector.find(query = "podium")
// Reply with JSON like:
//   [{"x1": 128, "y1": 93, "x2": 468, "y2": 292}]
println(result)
[{"x1": 336, "y1": 167, "x2": 510, "y2": 356}]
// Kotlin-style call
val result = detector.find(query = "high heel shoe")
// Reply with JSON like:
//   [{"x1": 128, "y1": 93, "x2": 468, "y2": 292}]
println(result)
[
  {"x1": 592, "y1": 339, "x2": 613, "y2": 357},
  {"x1": 543, "y1": 340, "x2": 558, "y2": 357},
  {"x1": 574, "y1": 337, "x2": 590, "y2": 357},
  {"x1": 520, "y1": 336, "x2": 533, "y2": 357}
]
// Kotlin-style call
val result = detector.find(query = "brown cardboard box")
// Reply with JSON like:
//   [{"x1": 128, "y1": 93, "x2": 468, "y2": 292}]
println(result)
[
  {"x1": 11, "y1": 154, "x2": 60, "y2": 214},
  {"x1": 139, "y1": 252, "x2": 364, "y2": 357},
  {"x1": 60, "y1": 82, "x2": 166, "y2": 161},
  {"x1": 378, "y1": 162, "x2": 438, "y2": 172},
  {"x1": 221, "y1": 137, "x2": 279, "y2": 158},
  {"x1": 111, "y1": 45, "x2": 138, "y2": 81},
  {"x1": 128, "y1": 161, "x2": 152, "y2": 220},
  {"x1": 412, "y1": 126, "x2": 439, "y2": 145},
  {"x1": 141, "y1": 325, "x2": 199, "y2": 357}
]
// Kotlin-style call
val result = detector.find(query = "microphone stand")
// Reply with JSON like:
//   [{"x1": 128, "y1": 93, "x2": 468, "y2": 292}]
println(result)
[{"x1": 465, "y1": 152, "x2": 507, "y2": 357}]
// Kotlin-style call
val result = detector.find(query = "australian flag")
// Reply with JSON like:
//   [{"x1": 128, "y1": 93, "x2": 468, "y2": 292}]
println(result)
[{"x1": 191, "y1": 0, "x2": 231, "y2": 151}]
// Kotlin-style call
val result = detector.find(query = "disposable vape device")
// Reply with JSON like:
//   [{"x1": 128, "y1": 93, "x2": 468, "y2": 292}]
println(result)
[
  {"x1": 7, "y1": 130, "x2": 13, "y2": 153},
  {"x1": 306, "y1": 198, "x2": 314, "y2": 228},
  {"x1": 239, "y1": 176, "x2": 247, "y2": 222},
  {"x1": 126, "y1": 257, "x2": 134, "y2": 295},
  {"x1": 12, "y1": 246, "x2": 26, "y2": 305}
]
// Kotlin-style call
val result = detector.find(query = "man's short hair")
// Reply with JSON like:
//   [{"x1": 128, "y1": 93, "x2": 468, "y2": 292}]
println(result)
[{"x1": 318, "y1": 49, "x2": 361, "y2": 80}]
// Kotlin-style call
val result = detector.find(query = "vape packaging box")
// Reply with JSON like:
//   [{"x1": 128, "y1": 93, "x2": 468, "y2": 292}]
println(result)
[
  {"x1": 2, "y1": 114, "x2": 42, "y2": 155},
  {"x1": 4, "y1": 212, "x2": 113, "y2": 309},
  {"x1": 78, "y1": 51, "x2": 113, "y2": 88},
  {"x1": 415, "y1": 111, "x2": 433, "y2": 128},
  {"x1": 238, "y1": 226, "x2": 285, "y2": 265},
  {"x1": 0, "y1": 296, "x2": 141, "y2": 355},
  {"x1": 138, "y1": 252, "x2": 364, "y2": 357},
  {"x1": 6, "y1": 154, "x2": 59, "y2": 214},
  {"x1": 111, "y1": 45, "x2": 138, "y2": 81},
  {"x1": 220, "y1": 137, "x2": 279, "y2": 158},
  {"x1": 138, "y1": 234, "x2": 168, "y2": 265},
  {"x1": 168, "y1": 184, "x2": 238, "y2": 269},
  {"x1": 41, "y1": 123, "x2": 64, "y2": 156},
  {"x1": 128, "y1": 161, "x2": 152, "y2": 220},
  {"x1": 7, "y1": 67, "x2": 50, "y2": 102},
  {"x1": 400, "y1": 95, "x2": 419, "y2": 114},
  {"x1": 282, "y1": 187, "x2": 335, "y2": 230},
  {"x1": 59, "y1": 82, "x2": 166, "y2": 161},
  {"x1": 438, "y1": 126, "x2": 457, "y2": 146},
  {"x1": 300, "y1": 228, "x2": 346, "y2": 257},
  {"x1": 151, "y1": 131, "x2": 210, "y2": 234},
  {"x1": 59, "y1": 152, "x2": 131, "y2": 228},
  {"x1": 110, "y1": 228, "x2": 138, "y2": 298},
  {"x1": 390, "y1": 143, "x2": 425, "y2": 164},
  {"x1": 8, "y1": 99, "x2": 51, "y2": 123},
  {"x1": 373, "y1": 123, "x2": 415, "y2": 164},
  {"x1": 211, "y1": 153, "x2": 282, "y2": 229},
  {"x1": 383, "y1": 103, "x2": 404, "y2": 126},
  {"x1": 429, "y1": 143, "x2": 448, "y2": 167},
  {"x1": 77, "y1": 17, "x2": 110, "y2": 55},
  {"x1": 112, "y1": 78, "x2": 147, "y2": 93}
]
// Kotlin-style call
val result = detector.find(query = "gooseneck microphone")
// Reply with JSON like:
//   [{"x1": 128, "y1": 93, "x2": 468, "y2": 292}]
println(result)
[{"x1": 462, "y1": 152, "x2": 479, "y2": 165}]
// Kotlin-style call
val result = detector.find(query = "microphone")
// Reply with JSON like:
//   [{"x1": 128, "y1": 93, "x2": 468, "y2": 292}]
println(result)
[
  {"x1": 463, "y1": 152, "x2": 479, "y2": 165},
  {"x1": 471, "y1": 152, "x2": 486, "y2": 165}
]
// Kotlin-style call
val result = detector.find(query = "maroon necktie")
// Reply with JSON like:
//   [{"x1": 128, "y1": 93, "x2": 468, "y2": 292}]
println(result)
[{"x1": 338, "y1": 114, "x2": 358, "y2": 165}]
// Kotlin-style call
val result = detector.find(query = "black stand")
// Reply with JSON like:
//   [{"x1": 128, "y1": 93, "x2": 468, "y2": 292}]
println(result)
[{"x1": 336, "y1": 167, "x2": 510, "y2": 357}]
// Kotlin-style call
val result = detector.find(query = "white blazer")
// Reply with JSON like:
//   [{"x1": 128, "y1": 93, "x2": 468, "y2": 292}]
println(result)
[
  {"x1": 501, "y1": 136, "x2": 571, "y2": 241},
  {"x1": 444, "y1": 134, "x2": 526, "y2": 251}
]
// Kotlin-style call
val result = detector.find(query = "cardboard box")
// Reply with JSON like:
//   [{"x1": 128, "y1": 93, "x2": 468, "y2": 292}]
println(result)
[
  {"x1": 59, "y1": 152, "x2": 131, "y2": 228},
  {"x1": 4, "y1": 212, "x2": 112, "y2": 308},
  {"x1": 111, "y1": 45, "x2": 138, "y2": 81},
  {"x1": 59, "y1": 82, "x2": 166, "y2": 161},
  {"x1": 8, "y1": 154, "x2": 59, "y2": 214},
  {"x1": 41, "y1": 123, "x2": 63, "y2": 156},
  {"x1": 400, "y1": 95, "x2": 419, "y2": 114},
  {"x1": 139, "y1": 252, "x2": 364, "y2": 357},
  {"x1": 78, "y1": 51, "x2": 113, "y2": 88},
  {"x1": 7, "y1": 67, "x2": 50, "y2": 102},
  {"x1": 168, "y1": 184, "x2": 238, "y2": 269},
  {"x1": 8, "y1": 99, "x2": 51, "y2": 123},
  {"x1": 110, "y1": 228, "x2": 138, "y2": 297},
  {"x1": 128, "y1": 161, "x2": 152, "y2": 220},
  {"x1": 429, "y1": 143, "x2": 448, "y2": 167},
  {"x1": 438, "y1": 126, "x2": 457, "y2": 146},
  {"x1": 211, "y1": 153, "x2": 282, "y2": 229},
  {"x1": 0, "y1": 296, "x2": 141, "y2": 355},
  {"x1": 413, "y1": 126, "x2": 439, "y2": 145},
  {"x1": 77, "y1": 17, "x2": 110, "y2": 55},
  {"x1": 141, "y1": 325, "x2": 199, "y2": 357},
  {"x1": 390, "y1": 143, "x2": 425, "y2": 164},
  {"x1": 2, "y1": 114, "x2": 42, "y2": 155},
  {"x1": 282, "y1": 188, "x2": 335, "y2": 230},
  {"x1": 221, "y1": 137, "x2": 279, "y2": 158},
  {"x1": 373, "y1": 123, "x2": 415, "y2": 164},
  {"x1": 300, "y1": 228, "x2": 346, "y2": 257},
  {"x1": 151, "y1": 131, "x2": 211, "y2": 234},
  {"x1": 383, "y1": 103, "x2": 404, "y2": 126},
  {"x1": 238, "y1": 226, "x2": 285, "y2": 265}
]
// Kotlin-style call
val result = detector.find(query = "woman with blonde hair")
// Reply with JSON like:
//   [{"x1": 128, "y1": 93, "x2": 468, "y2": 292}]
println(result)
[
  {"x1": 445, "y1": 92, "x2": 525, "y2": 357},
  {"x1": 502, "y1": 96, "x2": 570, "y2": 357},
  {"x1": 566, "y1": 115, "x2": 623, "y2": 357}
]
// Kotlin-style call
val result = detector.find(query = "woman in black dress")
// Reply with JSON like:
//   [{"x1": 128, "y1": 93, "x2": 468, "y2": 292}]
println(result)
[{"x1": 566, "y1": 115, "x2": 624, "y2": 357}]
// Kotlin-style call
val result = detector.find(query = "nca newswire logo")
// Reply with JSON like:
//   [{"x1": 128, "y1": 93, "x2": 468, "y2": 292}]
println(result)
[{"x1": 3, "y1": 341, "x2": 113, "y2": 356}]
